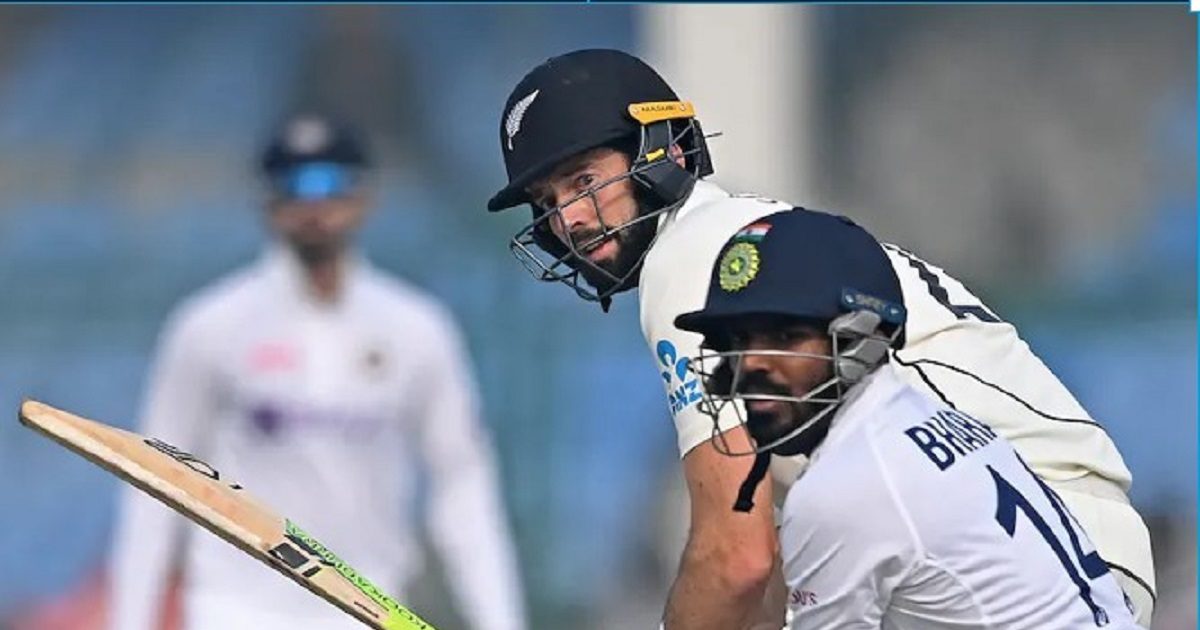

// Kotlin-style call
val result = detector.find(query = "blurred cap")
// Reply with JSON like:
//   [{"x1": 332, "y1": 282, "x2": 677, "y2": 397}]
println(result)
[
  {"x1": 487, "y1": 49, "x2": 679, "y2": 212},
  {"x1": 674, "y1": 208, "x2": 906, "y2": 337},
  {"x1": 260, "y1": 113, "x2": 370, "y2": 199}
]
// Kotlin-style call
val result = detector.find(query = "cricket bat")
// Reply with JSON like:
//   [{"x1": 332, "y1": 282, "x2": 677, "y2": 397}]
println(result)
[{"x1": 18, "y1": 399, "x2": 434, "y2": 630}]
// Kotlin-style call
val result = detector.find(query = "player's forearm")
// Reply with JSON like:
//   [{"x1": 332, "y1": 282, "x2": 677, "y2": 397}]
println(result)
[
  {"x1": 428, "y1": 458, "x2": 527, "y2": 630},
  {"x1": 741, "y1": 554, "x2": 788, "y2": 630},
  {"x1": 663, "y1": 536, "x2": 773, "y2": 630}
]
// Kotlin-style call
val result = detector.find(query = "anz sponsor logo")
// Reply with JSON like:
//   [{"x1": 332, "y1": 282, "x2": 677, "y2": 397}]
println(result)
[{"x1": 656, "y1": 339, "x2": 703, "y2": 416}]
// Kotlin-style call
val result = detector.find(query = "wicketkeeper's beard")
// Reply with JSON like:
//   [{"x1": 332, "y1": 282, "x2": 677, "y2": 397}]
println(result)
[
  {"x1": 572, "y1": 214, "x2": 658, "y2": 295},
  {"x1": 287, "y1": 235, "x2": 346, "y2": 267},
  {"x1": 737, "y1": 370, "x2": 837, "y2": 456}
]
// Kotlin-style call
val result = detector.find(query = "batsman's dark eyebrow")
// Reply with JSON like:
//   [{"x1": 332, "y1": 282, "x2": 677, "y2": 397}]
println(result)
[{"x1": 525, "y1": 151, "x2": 604, "y2": 203}]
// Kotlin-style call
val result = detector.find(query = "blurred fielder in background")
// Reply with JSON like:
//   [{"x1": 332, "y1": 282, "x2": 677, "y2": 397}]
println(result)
[
  {"x1": 485, "y1": 48, "x2": 1154, "y2": 629},
  {"x1": 676, "y1": 208, "x2": 1139, "y2": 629},
  {"x1": 108, "y1": 113, "x2": 527, "y2": 630}
]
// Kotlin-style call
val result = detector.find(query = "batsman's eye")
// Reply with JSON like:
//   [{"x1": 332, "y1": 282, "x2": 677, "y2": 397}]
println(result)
[
  {"x1": 773, "y1": 329, "x2": 806, "y2": 345},
  {"x1": 727, "y1": 330, "x2": 755, "y2": 350},
  {"x1": 574, "y1": 173, "x2": 597, "y2": 190}
]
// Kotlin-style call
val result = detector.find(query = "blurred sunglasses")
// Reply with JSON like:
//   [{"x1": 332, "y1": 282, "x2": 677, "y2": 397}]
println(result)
[{"x1": 272, "y1": 162, "x2": 360, "y2": 200}]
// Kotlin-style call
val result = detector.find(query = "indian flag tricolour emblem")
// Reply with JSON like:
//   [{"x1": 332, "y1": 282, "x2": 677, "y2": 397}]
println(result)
[{"x1": 733, "y1": 222, "x2": 772, "y2": 243}]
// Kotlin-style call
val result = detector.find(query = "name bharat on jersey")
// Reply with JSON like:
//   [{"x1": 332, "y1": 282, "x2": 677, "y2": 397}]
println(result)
[{"x1": 904, "y1": 409, "x2": 1000, "y2": 471}]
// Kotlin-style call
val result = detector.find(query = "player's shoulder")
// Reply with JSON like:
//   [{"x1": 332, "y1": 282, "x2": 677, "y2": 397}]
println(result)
[
  {"x1": 639, "y1": 183, "x2": 794, "y2": 318},
  {"x1": 358, "y1": 266, "x2": 466, "y2": 343},
  {"x1": 790, "y1": 431, "x2": 890, "y2": 518},
  {"x1": 161, "y1": 261, "x2": 263, "y2": 339},
  {"x1": 650, "y1": 181, "x2": 792, "y2": 254},
  {"x1": 783, "y1": 429, "x2": 912, "y2": 547},
  {"x1": 359, "y1": 265, "x2": 439, "y2": 315},
  {"x1": 845, "y1": 369, "x2": 1009, "y2": 509},
  {"x1": 788, "y1": 370, "x2": 941, "y2": 523}
]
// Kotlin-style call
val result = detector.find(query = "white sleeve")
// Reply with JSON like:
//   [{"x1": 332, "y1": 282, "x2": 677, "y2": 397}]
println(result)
[
  {"x1": 642, "y1": 321, "x2": 742, "y2": 456},
  {"x1": 638, "y1": 194, "x2": 798, "y2": 458},
  {"x1": 109, "y1": 305, "x2": 216, "y2": 630},
  {"x1": 639, "y1": 238, "x2": 743, "y2": 458},
  {"x1": 417, "y1": 315, "x2": 527, "y2": 630},
  {"x1": 782, "y1": 455, "x2": 918, "y2": 629}
]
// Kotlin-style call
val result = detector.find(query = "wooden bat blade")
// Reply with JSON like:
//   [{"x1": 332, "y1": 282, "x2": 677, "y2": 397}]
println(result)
[{"x1": 18, "y1": 399, "x2": 434, "y2": 630}]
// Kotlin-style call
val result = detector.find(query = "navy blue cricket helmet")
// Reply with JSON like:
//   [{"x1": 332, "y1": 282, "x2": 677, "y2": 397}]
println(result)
[
  {"x1": 675, "y1": 208, "x2": 909, "y2": 512},
  {"x1": 673, "y1": 209, "x2": 911, "y2": 511},
  {"x1": 675, "y1": 208, "x2": 906, "y2": 345}
]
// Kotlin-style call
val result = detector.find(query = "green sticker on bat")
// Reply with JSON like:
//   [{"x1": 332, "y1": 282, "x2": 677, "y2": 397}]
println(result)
[{"x1": 284, "y1": 519, "x2": 434, "y2": 630}]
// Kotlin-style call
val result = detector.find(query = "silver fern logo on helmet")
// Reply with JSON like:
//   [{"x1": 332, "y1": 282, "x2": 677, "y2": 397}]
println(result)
[{"x1": 505, "y1": 89, "x2": 539, "y2": 151}]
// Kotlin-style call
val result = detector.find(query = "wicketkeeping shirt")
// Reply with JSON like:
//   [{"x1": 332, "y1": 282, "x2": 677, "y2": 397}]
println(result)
[{"x1": 777, "y1": 364, "x2": 1138, "y2": 629}]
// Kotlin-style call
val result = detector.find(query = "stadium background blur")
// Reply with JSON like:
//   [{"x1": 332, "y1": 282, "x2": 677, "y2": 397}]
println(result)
[{"x1": 0, "y1": 5, "x2": 1193, "y2": 630}]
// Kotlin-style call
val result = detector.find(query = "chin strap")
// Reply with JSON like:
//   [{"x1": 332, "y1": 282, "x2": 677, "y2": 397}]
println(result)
[{"x1": 732, "y1": 452, "x2": 772, "y2": 512}]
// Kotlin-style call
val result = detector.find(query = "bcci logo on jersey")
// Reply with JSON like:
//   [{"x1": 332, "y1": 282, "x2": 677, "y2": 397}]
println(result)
[{"x1": 656, "y1": 339, "x2": 703, "y2": 416}]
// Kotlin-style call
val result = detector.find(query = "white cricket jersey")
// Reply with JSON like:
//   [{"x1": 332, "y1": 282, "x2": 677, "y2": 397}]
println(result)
[
  {"x1": 777, "y1": 364, "x2": 1137, "y2": 629},
  {"x1": 639, "y1": 180, "x2": 1132, "y2": 490},
  {"x1": 109, "y1": 245, "x2": 526, "y2": 630}
]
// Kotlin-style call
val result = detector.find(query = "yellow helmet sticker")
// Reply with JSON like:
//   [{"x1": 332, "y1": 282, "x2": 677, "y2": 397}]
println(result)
[
  {"x1": 719, "y1": 242, "x2": 761, "y2": 292},
  {"x1": 628, "y1": 101, "x2": 696, "y2": 125}
]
